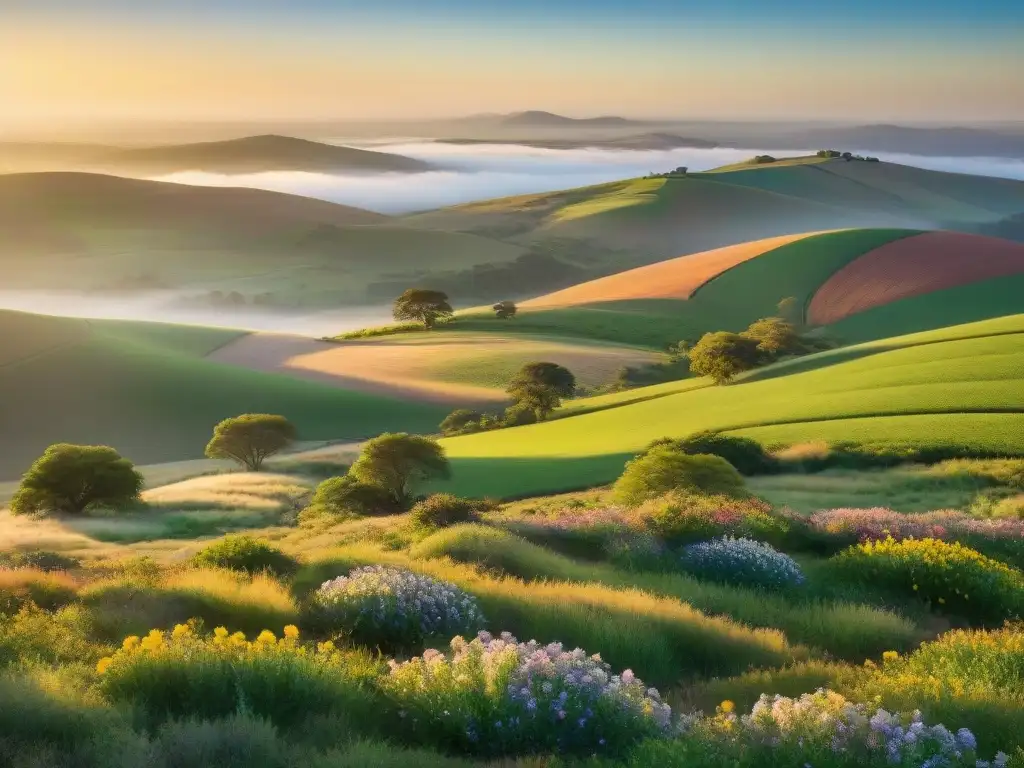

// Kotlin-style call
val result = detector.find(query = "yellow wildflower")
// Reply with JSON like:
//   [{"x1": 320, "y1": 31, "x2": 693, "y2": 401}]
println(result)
[
  {"x1": 172, "y1": 623, "x2": 190, "y2": 639},
  {"x1": 214, "y1": 626, "x2": 229, "y2": 638},
  {"x1": 122, "y1": 635, "x2": 140, "y2": 651},
  {"x1": 283, "y1": 624, "x2": 299, "y2": 640},
  {"x1": 882, "y1": 651, "x2": 900, "y2": 663},
  {"x1": 230, "y1": 631, "x2": 247, "y2": 646},
  {"x1": 96, "y1": 657, "x2": 113, "y2": 675},
  {"x1": 256, "y1": 629, "x2": 277, "y2": 645},
  {"x1": 317, "y1": 640, "x2": 336, "y2": 654},
  {"x1": 720, "y1": 700, "x2": 735, "y2": 714},
  {"x1": 140, "y1": 629, "x2": 164, "y2": 651}
]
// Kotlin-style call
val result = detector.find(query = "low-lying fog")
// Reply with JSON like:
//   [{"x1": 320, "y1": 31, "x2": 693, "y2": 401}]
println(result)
[
  {"x1": 0, "y1": 290, "x2": 394, "y2": 337},
  {"x1": 149, "y1": 141, "x2": 1024, "y2": 214}
]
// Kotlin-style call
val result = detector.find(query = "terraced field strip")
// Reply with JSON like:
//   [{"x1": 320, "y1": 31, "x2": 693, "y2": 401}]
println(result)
[{"x1": 808, "y1": 231, "x2": 1024, "y2": 324}]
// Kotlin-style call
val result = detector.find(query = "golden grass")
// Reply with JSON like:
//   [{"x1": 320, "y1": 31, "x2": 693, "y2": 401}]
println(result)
[
  {"x1": 522, "y1": 231, "x2": 826, "y2": 309},
  {"x1": 142, "y1": 472, "x2": 313, "y2": 512},
  {"x1": 161, "y1": 567, "x2": 298, "y2": 615}
]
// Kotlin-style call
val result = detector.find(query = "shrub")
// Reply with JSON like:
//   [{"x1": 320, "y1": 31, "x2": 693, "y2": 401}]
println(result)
[
  {"x1": 11, "y1": 443, "x2": 143, "y2": 516},
  {"x1": 647, "y1": 431, "x2": 777, "y2": 475},
  {"x1": 204, "y1": 414, "x2": 298, "y2": 472},
  {"x1": 307, "y1": 475, "x2": 400, "y2": 519},
  {"x1": 439, "y1": 409, "x2": 484, "y2": 436},
  {"x1": 0, "y1": 603, "x2": 103, "y2": 666},
  {"x1": 636, "y1": 492, "x2": 785, "y2": 546},
  {"x1": 97, "y1": 623, "x2": 379, "y2": 728},
  {"x1": 827, "y1": 537, "x2": 1024, "y2": 625},
  {"x1": 503, "y1": 402, "x2": 538, "y2": 426},
  {"x1": 190, "y1": 536, "x2": 299, "y2": 578},
  {"x1": 0, "y1": 567, "x2": 78, "y2": 614},
  {"x1": 681, "y1": 537, "x2": 805, "y2": 591},
  {"x1": 383, "y1": 630, "x2": 672, "y2": 757},
  {"x1": 409, "y1": 494, "x2": 481, "y2": 530},
  {"x1": 687, "y1": 331, "x2": 762, "y2": 384},
  {"x1": 350, "y1": 433, "x2": 450, "y2": 508},
  {"x1": 638, "y1": 688, "x2": 1011, "y2": 768},
  {"x1": 0, "y1": 550, "x2": 80, "y2": 572},
  {"x1": 146, "y1": 714, "x2": 290, "y2": 768},
  {"x1": 614, "y1": 449, "x2": 747, "y2": 507},
  {"x1": 308, "y1": 566, "x2": 485, "y2": 652}
]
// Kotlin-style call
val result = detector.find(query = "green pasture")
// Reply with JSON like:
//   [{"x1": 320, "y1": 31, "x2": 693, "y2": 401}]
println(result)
[
  {"x1": 0, "y1": 312, "x2": 448, "y2": 479},
  {"x1": 434, "y1": 327, "x2": 1024, "y2": 497}
]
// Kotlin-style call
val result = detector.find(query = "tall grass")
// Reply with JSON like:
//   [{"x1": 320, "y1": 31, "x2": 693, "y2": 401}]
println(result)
[
  {"x1": 0, "y1": 567, "x2": 78, "y2": 613},
  {"x1": 407, "y1": 525, "x2": 923, "y2": 661}
]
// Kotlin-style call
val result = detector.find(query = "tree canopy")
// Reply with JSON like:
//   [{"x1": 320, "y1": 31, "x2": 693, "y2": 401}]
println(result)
[
  {"x1": 741, "y1": 316, "x2": 804, "y2": 358},
  {"x1": 509, "y1": 361, "x2": 576, "y2": 398},
  {"x1": 687, "y1": 332, "x2": 761, "y2": 384},
  {"x1": 393, "y1": 288, "x2": 454, "y2": 329},
  {"x1": 349, "y1": 433, "x2": 451, "y2": 507},
  {"x1": 204, "y1": 414, "x2": 297, "y2": 471},
  {"x1": 11, "y1": 443, "x2": 143, "y2": 516},
  {"x1": 492, "y1": 300, "x2": 518, "y2": 319}
]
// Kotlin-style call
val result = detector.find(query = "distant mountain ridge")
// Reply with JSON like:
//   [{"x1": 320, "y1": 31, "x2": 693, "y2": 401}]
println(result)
[
  {"x1": 490, "y1": 111, "x2": 647, "y2": 128},
  {"x1": 437, "y1": 133, "x2": 718, "y2": 150}
]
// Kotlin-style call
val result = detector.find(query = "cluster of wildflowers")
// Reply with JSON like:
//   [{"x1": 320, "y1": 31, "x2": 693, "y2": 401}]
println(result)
[
  {"x1": 383, "y1": 630, "x2": 673, "y2": 756},
  {"x1": 706, "y1": 688, "x2": 1009, "y2": 768},
  {"x1": 96, "y1": 623, "x2": 369, "y2": 726},
  {"x1": 310, "y1": 566, "x2": 485, "y2": 651},
  {"x1": 828, "y1": 537, "x2": 1024, "y2": 624},
  {"x1": 638, "y1": 493, "x2": 788, "y2": 546},
  {"x1": 680, "y1": 536, "x2": 805, "y2": 590},
  {"x1": 808, "y1": 508, "x2": 1024, "y2": 545}
]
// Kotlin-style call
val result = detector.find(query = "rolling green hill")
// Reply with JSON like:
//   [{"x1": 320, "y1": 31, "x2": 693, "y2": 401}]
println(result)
[
  {"x1": 0, "y1": 172, "x2": 527, "y2": 304},
  {"x1": 0, "y1": 310, "x2": 448, "y2": 479},
  {"x1": 432, "y1": 315, "x2": 1024, "y2": 498}
]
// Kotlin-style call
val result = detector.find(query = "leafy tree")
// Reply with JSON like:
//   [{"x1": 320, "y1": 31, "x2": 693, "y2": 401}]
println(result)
[
  {"x1": 507, "y1": 381, "x2": 562, "y2": 421},
  {"x1": 613, "y1": 447, "x2": 747, "y2": 506},
  {"x1": 509, "y1": 361, "x2": 576, "y2": 397},
  {"x1": 307, "y1": 475, "x2": 400, "y2": 518},
  {"x1": 492, "y1": 300, "x2": 518, "y2": 319},
  {"x1": 350, "y1": 433, "x2": 451, "y2": 508},
  {"x1": 11, "y1": 444, "x2": 143, "y2": 516},
  {"x1": 742, "y1": 316, "x2": 803, "y2": 358},
  {"x1": 392, "y1": 288, "x2": 453, "y2": 329},
  {"x1": 204, "y1": 414, "x2": 297, "y2": 471},
  {"x1": 687, "y1": 332, "x2": 761, "y2": 384},
  {"x1": 439, "y1": 409, "x2": 484, "y2": 436}
]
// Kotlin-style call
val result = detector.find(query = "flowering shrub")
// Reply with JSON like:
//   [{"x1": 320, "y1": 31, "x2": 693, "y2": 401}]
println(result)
[
  {"x1": 308, "y1": 566, "x2": 485, "y2": 652},
  {"x1": 687, "y1": 688, "x2": 1011, "y2": 768},
  {"x1": 680, "y1": 536, "x2": 805, "y2": 591},
  {"x1": 96, "y1": 623, "x2": 378, "y2": 727},
  {"x1": 827, "y1": 537, "x2": 1024, "y2": 625},
  {"x1": 638, "y1": 492, "x2": 788, "y2": 547},
  {"x1": 383, "y1": 630, "x2": 672, "y2": 757},
  {"x1": 792, "y1": 508, "x2": 1024, "y2": 567}
]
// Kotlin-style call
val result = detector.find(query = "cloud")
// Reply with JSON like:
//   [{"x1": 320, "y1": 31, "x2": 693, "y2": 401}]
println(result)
[{"x1": 149, "y1": 142, "x2": 1024, "y2": 214}]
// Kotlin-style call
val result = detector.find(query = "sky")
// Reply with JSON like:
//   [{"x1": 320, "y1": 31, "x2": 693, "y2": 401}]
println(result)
[{"x1": 3, "y1": 0, "x2": 1024, "y2": 126}]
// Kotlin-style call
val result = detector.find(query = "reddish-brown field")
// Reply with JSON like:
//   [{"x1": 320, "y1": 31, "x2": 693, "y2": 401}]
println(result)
[
  {"x1": 807, "y1": 231, "x2": 1024, "y2": 325},
  {"x1": 522, "y1": 231, "x2": 822, "y2": 309}
]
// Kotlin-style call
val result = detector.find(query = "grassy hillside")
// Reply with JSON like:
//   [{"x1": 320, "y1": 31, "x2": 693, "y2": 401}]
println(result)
[
  {"x1": 0, "y1": 310, "x2": 448, "y2": 480},
  {"x1": 97, "y1": 134, "x2": 433, "y2": 174},
  {"x1": 432, "y1": 316, "x2": 1024, "y2": 497},
  {"x1": 0, "y1": 172, "x2": 526, "y2": 304}
]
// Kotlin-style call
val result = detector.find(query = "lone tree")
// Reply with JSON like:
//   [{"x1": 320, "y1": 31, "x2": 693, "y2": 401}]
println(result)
[
  {"x1": 205, "y1": 414, "x2": 298, "y2": 471},
  {"x1": 687, "y1": 331, "x2": 761, "y2": 384},
  {"x1": 507, "y1": 380, "x2": 563, "y2": 421},
  {"x1": 492, "y1": 300, "x2": 517, "y2": 319},
  {"x1": 349, "y1": 433, "x2": 451, "y2": 508},
  {"x1": 11, "y1": 444, "x2": 143, "y2": 516},
  {"x1": 509, "y1": 361, "x2": 576, "y2": 397},
  {"x1": 393, "y1": 288, "x2": 453, "y2": 329},
  {"x1": 741, "y1": 316, "x2": 803, "y2": 358}
]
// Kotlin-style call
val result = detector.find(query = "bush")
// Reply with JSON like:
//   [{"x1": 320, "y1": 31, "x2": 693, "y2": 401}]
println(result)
[
  {"x1": 687, "y1": 332, "x2": 762, "y2": 384},
  {"x1": 614, "y1": 448, "x2": 747, "y2": 506},
  {"x1": 409, "y1": 494, "x2": 481, "y2": 530},
  {"x1": 307, "y1": 566, "x2": 485, "y2": 653},
  {"x1": 439, "y1": 409, "x2": 484, "y2": 436},
  {"x1": 11, "y1": 443, "x2": 143, "y2": 516},
  {"x1": 503, "y1": 402, "x2": 538, "y2": 426},
  {"x1": 647, "y1": 431, "x2": 777, "y2": 475},
  {"x1": 97, "y1": 623, "x2": 379, "y2": 729},
  {"x1": 680, "y1": 537, "x2": 805, "y2": 591},
  {"x1": 632, "y1": 688, "x2": 1011, "y2": 768},
  {"x1": 307, "y1": 475, "x2": 400, "y2": 519},
  {"x1": 0, "y1": 550, "x2": 80, "y2": 572},
  {"x1": 190, "y1": 536, "x2": 299, "y2": 579},
  {"x1": 827, "y1": 537, "x2": 1024, "y2": 625},
  {"x1": 146, "y1": 714, "x2": 290, "y2": 768},
  {"x1": 383, "y1": 630, "x2": 672, "y2": 757},
  {"x1": 0, "y1": 603, "x2": 103, "y2": 666},
  {"x1": 636, "y1": 493, "x2": 785, "y2": 546}
]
